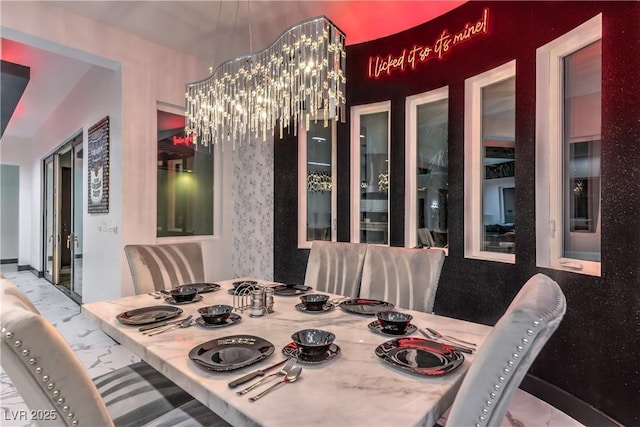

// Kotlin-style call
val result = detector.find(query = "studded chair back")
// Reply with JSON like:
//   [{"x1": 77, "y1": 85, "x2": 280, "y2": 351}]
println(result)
[
  {"x1": 1, "y1": 281, "x2": 230, "y2": 427},
  {"x1": 304, "y1": 241, "x2": 368, "y2": 298},
  {"x1": 359, "y1": 246, "x2": 445, "y2": 313},
  {"x1": 124, "y1": 242, "x2": 205, "y2": 295},
  {"x1": 1, "y1": 278, "x2": 40, "y2": 314},
  {"x1": 446, "y1": 273, "x2": 566, "y2": 427},
  {"x1": 1, "y1": 293, "x2": 114, "y2": 426}
]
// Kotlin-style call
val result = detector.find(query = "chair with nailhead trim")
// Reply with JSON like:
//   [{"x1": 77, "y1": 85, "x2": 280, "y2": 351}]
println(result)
[
  {"x1": 0, "y1": 287, "x2": 230, "y2": 427},
  {"x1": 444, "y1": 273, "x2": 566, "y2": 427}
]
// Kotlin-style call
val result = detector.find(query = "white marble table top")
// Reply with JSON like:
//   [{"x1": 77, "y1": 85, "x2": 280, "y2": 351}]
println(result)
[{"x1": 82, "y1": 278, "x2": 492, "y2": 427}]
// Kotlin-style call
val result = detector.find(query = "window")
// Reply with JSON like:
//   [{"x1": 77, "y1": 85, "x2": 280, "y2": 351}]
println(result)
[
  {"x1": 405, "y1": 87, "x2": 449, "y2": 250},
  {"x1": 350, "y1": 102, "x2": 390, "y2": 244},
  {"x1": 298, "y1": 119, "x2": 336, "y2": 249},
  {"x1": 156, "y1": 106, "x2": 214, "y2": 237},
  {"x1": 464, "y1": 61, "x2": 516, "y2": 263},
  {"x1": 536, "y1": 14, "x2": 602, "y2": 276}
]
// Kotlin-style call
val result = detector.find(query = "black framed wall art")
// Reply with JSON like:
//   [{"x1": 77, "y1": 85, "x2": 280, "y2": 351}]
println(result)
[{"x1": 88, "y1": 116, "x2": 110, "y2": 213}]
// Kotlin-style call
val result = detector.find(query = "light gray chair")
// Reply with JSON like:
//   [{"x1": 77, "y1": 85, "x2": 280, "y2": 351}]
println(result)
[
  {"x1": 0, "y1": 283, "x2": 230, "y2": 427},
  {"x1": 359, "y1": 246, "x2": 445, "y2": 313},
  {"x1": 417, "y1": 228, "x2": 437, "y2": 247},
  {"x1": 124, "y1": 242, "x2": 205, "y2": 295},
  {"x1": 445, "y1": 273, "x2": 566, "y2": 427},
  {"x1": 304, "y1": 240, "x2": 368, "y2": 298},
  {"x1": 1, "y1": 278, "x2": 40, "y2": 314}
]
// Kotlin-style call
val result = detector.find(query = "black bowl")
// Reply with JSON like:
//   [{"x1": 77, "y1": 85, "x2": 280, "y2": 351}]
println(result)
[
  {"x1": 291, "y1": 329, "x2": 335, "y2": 358},
  {"x1": 198, "y1": 305, "x2": 233, "y2": 324},
  {"x1": 170, "y1": 286, "x2": 198, "y2": 303},
  {"x1": 299, "y1": 294, "x2": 330, "y2": 311},
  {"x1": 376, "y1": 311, "x2": 413, "y2": 334}
]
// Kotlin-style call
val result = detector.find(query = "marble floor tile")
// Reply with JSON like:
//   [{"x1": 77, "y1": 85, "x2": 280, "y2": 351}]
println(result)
[{"x1": 0, "y1": 267, "x2": 583, "y2": 427}]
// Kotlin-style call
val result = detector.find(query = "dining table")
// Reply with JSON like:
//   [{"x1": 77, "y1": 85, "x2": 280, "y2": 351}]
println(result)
[{"x1": 82, "y1": 277, "x2": 492, "y2": 427}]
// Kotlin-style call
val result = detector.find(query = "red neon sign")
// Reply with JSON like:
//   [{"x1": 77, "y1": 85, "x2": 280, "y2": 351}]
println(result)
[
  {"x1": 367, "y1": 8, "x2": 490, "y2": 79},
  {"x1": 172, "y1": 135, "x2": 194, "y2": 146}
]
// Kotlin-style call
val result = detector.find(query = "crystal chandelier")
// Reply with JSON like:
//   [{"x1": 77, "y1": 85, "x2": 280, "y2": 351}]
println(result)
[{"x1": 185, "y1": 16, "x2": 346, "y2": 147}]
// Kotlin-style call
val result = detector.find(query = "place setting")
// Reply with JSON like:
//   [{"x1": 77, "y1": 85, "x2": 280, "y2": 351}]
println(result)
[
  {"x1": 164, "y1": 286, "x2": 203, "y2": 305},
  {"x1": 189, "y1": 335, "x2": 275, "y2": 372},
  {"x1": 368, "y1": 310, "x2": 418, "y2": 336},
  {"x1": 338, "y1": 298, "x2": 395, "y2": 315},
  {"x1": 269, "y1": 283, "x2": 312, "y2": 296},
  {"x1": 116, "y1": 305, "x2": 183, "y2": 325},
  {"x1": 281, "y1": 328, "x2": 340, "y2": 364},
  {"x1": 294, "y1": 294, "x2": 335, "y2": 314},
  {"x1": 195, "y1": 304, "x2": 242, "y2": 328},
  {"x1": 374, "y1": 336, "x2": 465, "y2": 376},
  {"x1": 227, "y1": 280, "x2": 259, "y2": 295}
]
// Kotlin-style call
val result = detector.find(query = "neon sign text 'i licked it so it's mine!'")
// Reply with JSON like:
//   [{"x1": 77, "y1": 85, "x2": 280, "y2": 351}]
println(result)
[{"x1": 367, "y1": 8, "x2": 490, "y2": 79}]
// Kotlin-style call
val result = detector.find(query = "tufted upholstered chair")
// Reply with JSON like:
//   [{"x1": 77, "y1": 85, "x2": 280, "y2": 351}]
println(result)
[
  {"x1": 359, "y1": 246, "x2": 445, "y2": 313},
  {"x1": 304, "y1": 240, "x2": 368, "y2": 298},
  {"x1": 124, "y1": 242, "x2": 205, "y2": 295},
  {"x1": 445, "y1": 273, "x2": 566, "y2": 427},
  {"x1": 2, "y1": 278, "x2": 40, "y2": 314},
  {"x1": 0, "y1": 284, "x2": 230, "y2": 427}
]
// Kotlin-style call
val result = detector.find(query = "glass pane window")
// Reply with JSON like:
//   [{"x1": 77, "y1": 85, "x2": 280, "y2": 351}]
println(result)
[
  {"x1": 416, "y1": 99, "x2": 448, "y2": 248},
  {"x1": 156, "y1": 109, "x2": 213, "y2": 237},
  {"x1": 360, "y1": 111, "x2": 389, "y2": 244},
  {"x1": 563, "y1": 40, "x2": 602, "y2": 261},
  {"x1": 464, "y1": 60, "x2": 515, "y2": 263},
  {"x1": 535, "y1": 14, "x2": 601, "y2": 276},
  {"x1": 481, "y1": 77, "x2": 516, "y2": 254},
  {"x1": 306, "y1": 121, "x2": 333, "y2": 242}
]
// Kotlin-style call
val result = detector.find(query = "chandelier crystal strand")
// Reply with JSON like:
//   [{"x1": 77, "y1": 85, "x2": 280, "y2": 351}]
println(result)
[{"x1": 186, "y1": 16, "x2": 346, "y2": 148}]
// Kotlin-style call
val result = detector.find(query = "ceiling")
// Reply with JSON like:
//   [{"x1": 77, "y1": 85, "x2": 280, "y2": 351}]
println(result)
[{"x1": 1, "y1": 1, "x2": 465, "y2": 140}]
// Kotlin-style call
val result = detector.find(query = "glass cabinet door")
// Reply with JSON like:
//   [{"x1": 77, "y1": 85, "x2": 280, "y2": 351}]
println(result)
[
  {"x1": 351, "y1": 102, "x2": 390, "y2": 245},
  {"x1": 298, "y1": 119, "x2": 336, "y2": 248}
]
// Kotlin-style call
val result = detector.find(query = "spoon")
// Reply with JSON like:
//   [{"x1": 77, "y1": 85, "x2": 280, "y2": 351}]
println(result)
[
  {"x1": 249, "y1": 365, "x2": 302, "y2": 401},
  {"x1": 426, "y1": 327, "x2": 476, "y2": 347}
]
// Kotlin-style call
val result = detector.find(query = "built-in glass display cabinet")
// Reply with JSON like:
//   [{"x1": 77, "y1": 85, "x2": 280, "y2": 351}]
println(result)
[
  {"x1": 298, "y1": 118, "x2": 336, "y2": 249},
  {"x1": 351, "y1": 102, "x2": 391, "y2": 245}
]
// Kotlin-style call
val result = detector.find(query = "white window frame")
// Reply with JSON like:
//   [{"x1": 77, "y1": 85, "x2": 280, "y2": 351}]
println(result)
[
  {"x1": 155, "y1": 101, "x2": 221, "y2": 242},
  {"x1": 298, "y1": 119, "x2": 337, "y2": 249},
  {"x1": 464, "y1": 60, "x2": 516, "y2": 264},
  {"x1": 536, "y1": 14, "x2": 602, "y2": 276},
  {"x1": 350, "y1": 101, "x2": 391, "y2": 244},
  {"x1": 405, "y1": 86, "x2": 449, "y2": 253}
]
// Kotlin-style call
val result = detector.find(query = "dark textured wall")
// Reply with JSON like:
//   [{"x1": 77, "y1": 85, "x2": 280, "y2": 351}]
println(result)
[{"x1": 274, "y1": 2, "x2": 640, "y2": 425}]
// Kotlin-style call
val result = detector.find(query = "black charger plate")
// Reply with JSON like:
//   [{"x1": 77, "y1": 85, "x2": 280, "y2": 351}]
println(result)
[{"x1": 189, "y1": 335, "x2": 274, "y2": 371}]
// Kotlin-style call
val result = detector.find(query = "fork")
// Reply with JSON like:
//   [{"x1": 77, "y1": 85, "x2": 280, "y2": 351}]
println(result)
[
  {"x1": 146, "y1": 315, "x2": 193, "y2": 336},
  {"x1": 236, "y1": 358, "x2": 296, "y2": 396}
]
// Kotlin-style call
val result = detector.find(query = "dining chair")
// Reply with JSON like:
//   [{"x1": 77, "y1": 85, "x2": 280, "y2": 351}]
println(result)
[
  {"x1": 124, "y1": 242, "x2": 205, "y2": 295},
  {"x1": 304, "y1": 240, "x2": 368, "y2": 298},
  {"x1": 359, "y1": 246, "x2": 445, "y2": 313},
  {"x1": 417, "y1": 228, "x2": 436, "y2": 247},
  {"x1": 2, "y1": 278, "x2": 40, "y2": 314},
  {"x1": 0, "y1": 284, "x2": 230, "y2": 427},
  {"x1": 444, "y1": 273, "x2": 567, "y2": 427}
]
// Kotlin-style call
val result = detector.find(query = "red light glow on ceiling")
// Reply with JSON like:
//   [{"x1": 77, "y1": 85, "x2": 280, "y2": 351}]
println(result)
[{"x1": 325, "y1": 1, "x2": 467, "y2": 46}]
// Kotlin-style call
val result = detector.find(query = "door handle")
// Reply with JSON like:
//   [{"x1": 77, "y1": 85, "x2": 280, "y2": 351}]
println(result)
[
  {"x1": 73, "y1": 235, "x2": 79, "y2": 248},
  {"x1": 66, "y1": 234, "x2": 72, "y2": 249}
]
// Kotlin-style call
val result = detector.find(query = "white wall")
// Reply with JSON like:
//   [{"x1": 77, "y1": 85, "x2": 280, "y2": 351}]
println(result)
[
  {"x1": 0, "y1": 165, "x2": 20, "y2": 260},
  {"x1": 1, "y1": 2, "x2": 237, "y2": 301}
]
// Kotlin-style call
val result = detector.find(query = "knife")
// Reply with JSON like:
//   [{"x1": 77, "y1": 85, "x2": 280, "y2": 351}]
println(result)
[
  {"x1": 418, "y1": 330, "x2": 474, "y2": 354},
  {"x1": 138, "y1": 317, "x2": 185, "y2": 332},
  {"x1": 228, "y1": 359, "x2": 289, "y2": 388}
]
